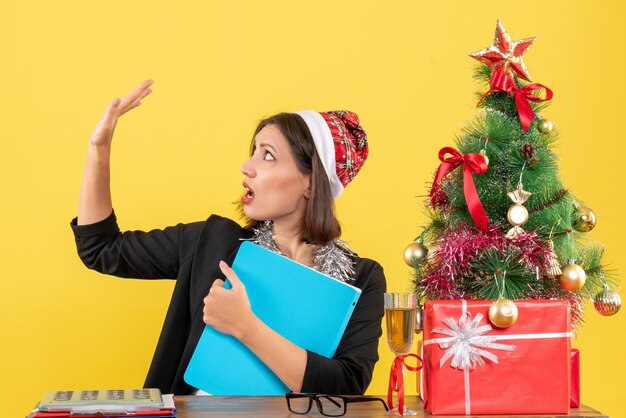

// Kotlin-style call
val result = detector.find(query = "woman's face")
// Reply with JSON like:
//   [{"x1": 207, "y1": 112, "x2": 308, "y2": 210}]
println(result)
[{"x1": 240, "y1": 124, "x2": 311, "y2": 224}]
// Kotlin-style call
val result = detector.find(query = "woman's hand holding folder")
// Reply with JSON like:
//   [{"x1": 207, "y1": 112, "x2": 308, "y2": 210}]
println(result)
[{"x1": 203, "y1": 260, "x2": 255, "y2": 340}]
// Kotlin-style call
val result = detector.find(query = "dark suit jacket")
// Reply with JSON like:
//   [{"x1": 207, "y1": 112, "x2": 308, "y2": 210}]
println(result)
[{"x1": 70, "y1": 210, "x2": 386, "y2": 395}]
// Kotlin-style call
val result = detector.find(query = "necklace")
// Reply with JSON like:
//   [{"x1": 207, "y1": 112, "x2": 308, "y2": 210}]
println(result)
[{"x1": 250, "y1": 220, "x2": 355, "y2": 282}]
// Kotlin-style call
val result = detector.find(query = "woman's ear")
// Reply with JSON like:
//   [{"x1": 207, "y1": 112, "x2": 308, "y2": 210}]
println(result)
[{"x1": 303, "y1": 174, "x2": 312, "y2": 199}]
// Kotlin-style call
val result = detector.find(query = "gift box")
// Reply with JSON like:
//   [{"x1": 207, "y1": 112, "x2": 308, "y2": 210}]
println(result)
[
  {"x1": 571, "y1": 348, "x2": 580, "y2": 408},
  {"x1": 419, "y1": 322, "x2": 578, "y2": 411},
  {"x1": 422, "y1": 299, "x2": 571, "y2": 415}
]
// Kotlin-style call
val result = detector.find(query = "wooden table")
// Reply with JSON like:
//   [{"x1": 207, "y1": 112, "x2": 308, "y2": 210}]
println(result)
[{"x1": 175, "y1": 396, "x2": 608, "y2": 417}]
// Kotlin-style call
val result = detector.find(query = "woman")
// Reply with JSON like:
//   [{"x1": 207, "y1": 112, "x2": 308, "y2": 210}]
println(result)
[{"x1": 70, "y1": 80, "x2": 386, "y2": 395}]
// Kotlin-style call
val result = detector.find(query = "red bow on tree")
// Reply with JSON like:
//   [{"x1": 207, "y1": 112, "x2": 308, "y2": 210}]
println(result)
[
  {"x1": 430, "y1": 147, "x2": 489, "y2": 231},
  {"x1": 479, "y1": 69, "x2": 553, "y2": 132},
  {"x1": 388, "y1": 354, "x2": 422, "y2": 416}
]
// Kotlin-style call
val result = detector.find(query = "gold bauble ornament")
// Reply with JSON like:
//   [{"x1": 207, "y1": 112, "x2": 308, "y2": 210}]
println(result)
[
  {"x1": 594, "y1": 284, "x2": 622, "y2": 316},
  {"x1": 572, "y1": 206, "x2": 597, "y2": 232},
  {"x1": 479, "y1": 149, "x2": 489, "y2": 168},
  {"x1": 488, "y1": 298, "x2": 519, "y2": 328},
  {"x1": 559, "y1": 260, "x2": 587, "y2": 291},
  {"x1": 404, "y1": 241, "x2": 428, "y2": 267},
  {"x1": 537, "y1": 119, "x2": 554, "y2": 134}
]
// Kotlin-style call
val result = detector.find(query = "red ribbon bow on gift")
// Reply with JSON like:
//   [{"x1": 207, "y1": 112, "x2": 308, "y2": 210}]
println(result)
[
  {"x1": 388, "y1": 354, "x2": 422, "y2": 416},
  {"x1": 430, "y1": 147, "x2": 489, "y2": 231},
  {"x1": 479, "y1": 69, "x2": 553, "y2": 132}
]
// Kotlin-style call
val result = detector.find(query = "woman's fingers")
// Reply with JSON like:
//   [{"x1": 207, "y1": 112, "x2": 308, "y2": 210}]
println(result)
[
  {"x1": 125, "y1": 100, "x2": 142, "y2": 113},
  {"x1": 202, "y1": 264, "x2": 252, "y2": 335},
  {"x1": 139, "y1": 86, "x2": 153, "y2": 100},
  {"x1": 118, "y1": 80, "x2": 154, "y2": 115},
  {"x1": 88, "y1": 80, "x2": 153, "y2": 148},
  {"x1": 102, "y1": 79, "x2": 153, "y2": 120},
  {"x1": 125, "y1": 79, "x2": 154, "y2": 103},
  {"x1": 126, "y1": 84, "x2": 153, "y2": 108},
  {"x1": 126, "y1": 88, "x2": 152, "y2": 112},
  {"x1": 219, "y1": 261, "x2": 244, "y2": 290}
]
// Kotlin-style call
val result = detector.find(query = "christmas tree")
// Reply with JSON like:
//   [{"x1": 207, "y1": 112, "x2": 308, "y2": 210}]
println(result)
[{"x1": 409, "y1": 20, "x2": 621, "y2": 327}]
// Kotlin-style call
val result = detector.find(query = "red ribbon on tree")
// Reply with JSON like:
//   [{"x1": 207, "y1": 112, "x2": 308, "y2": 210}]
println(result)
[
  {"x1": 388, "y1": 354, "x2": 422, "y2": 416},
  {"x1": 430, "y1": 147, "x2": 489, "y2": 231},
  {"x1": 479, "y1": 69, "x2": 553, "y2": 132}
]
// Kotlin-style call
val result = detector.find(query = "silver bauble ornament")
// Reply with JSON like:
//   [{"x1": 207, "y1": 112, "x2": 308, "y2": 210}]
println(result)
[
  {"x1": 594, "y1": 284, "x2": 621, "y2": 316},
  {"x1": 559, "y1": 260, "x2": 586, "y2": 291},
  {"x1": 572, "y1": 206, "x2": 597, "y2": 232},
  {"x1": 404, "y1": 241, "x2": 428, "y2": 266},
  {"x1": 488, "y1": 298, "x2": 519, "y2": 328}
]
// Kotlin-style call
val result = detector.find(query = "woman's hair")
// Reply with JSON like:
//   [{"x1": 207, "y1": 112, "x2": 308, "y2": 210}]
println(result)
[{"x1": 238, "y1": 112, "x2": 341, "y2": 245}]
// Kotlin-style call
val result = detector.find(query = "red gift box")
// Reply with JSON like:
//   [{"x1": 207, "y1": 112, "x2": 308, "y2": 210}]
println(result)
[
  {"x1": 422, "y1": 299, "x2": 571, "y2": 415},
  {"x1": 571, "y1": 348, "x2": 580, "y2": 408}
]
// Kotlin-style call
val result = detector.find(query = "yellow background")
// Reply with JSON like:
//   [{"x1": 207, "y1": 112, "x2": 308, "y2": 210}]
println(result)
[{"x1": 1, "y1": 1, "x2": 625, "y2": 416}]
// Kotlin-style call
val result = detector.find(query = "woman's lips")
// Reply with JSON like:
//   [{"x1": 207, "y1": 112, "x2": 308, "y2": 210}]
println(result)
[{"x1": 241, "y1": 183, "x2": 255, "y2": 204}]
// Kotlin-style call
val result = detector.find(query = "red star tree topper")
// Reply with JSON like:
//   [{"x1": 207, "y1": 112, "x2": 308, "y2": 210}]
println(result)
[{"x1": 469, "y1": 20, "x2": 536, "y2": 82}]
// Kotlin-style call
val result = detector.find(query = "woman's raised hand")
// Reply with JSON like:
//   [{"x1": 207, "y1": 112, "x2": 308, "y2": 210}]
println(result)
[
  {"x1": 89, "y1": 79, "x2": 154, "y2": 148},
  {"x1": 77, "y1": 79, "x2": 154, "y2": 225}
]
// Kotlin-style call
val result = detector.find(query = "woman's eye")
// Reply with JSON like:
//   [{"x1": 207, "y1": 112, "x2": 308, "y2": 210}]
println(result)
[{"x1": 263, "y1": 151, "x2": 275, "y2": 161}]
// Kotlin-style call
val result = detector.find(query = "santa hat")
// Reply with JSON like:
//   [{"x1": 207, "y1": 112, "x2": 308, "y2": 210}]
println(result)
[{"x1": 294, "y1": 110, "x2": 368, "y2": 199}]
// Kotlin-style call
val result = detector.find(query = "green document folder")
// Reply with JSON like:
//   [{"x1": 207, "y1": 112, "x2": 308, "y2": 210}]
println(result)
[{"x1": 184, "y1": 241, "x2": 361, "y2": 395}]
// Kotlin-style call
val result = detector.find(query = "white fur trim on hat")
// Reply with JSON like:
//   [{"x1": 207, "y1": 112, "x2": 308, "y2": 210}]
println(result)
[{"x1": 294, "y1": 110, "x2": 344, "y2": 199}]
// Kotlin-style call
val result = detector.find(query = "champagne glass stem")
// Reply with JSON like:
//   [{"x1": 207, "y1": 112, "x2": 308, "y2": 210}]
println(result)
[{"x1": 386, "y1": 361, "x2": 417, "y2": 416}]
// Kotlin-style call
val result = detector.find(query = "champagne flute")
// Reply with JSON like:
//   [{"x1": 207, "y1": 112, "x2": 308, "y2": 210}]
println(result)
[{"x1": 384, "y1": 293, "x2": 417, "y2": 416}]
